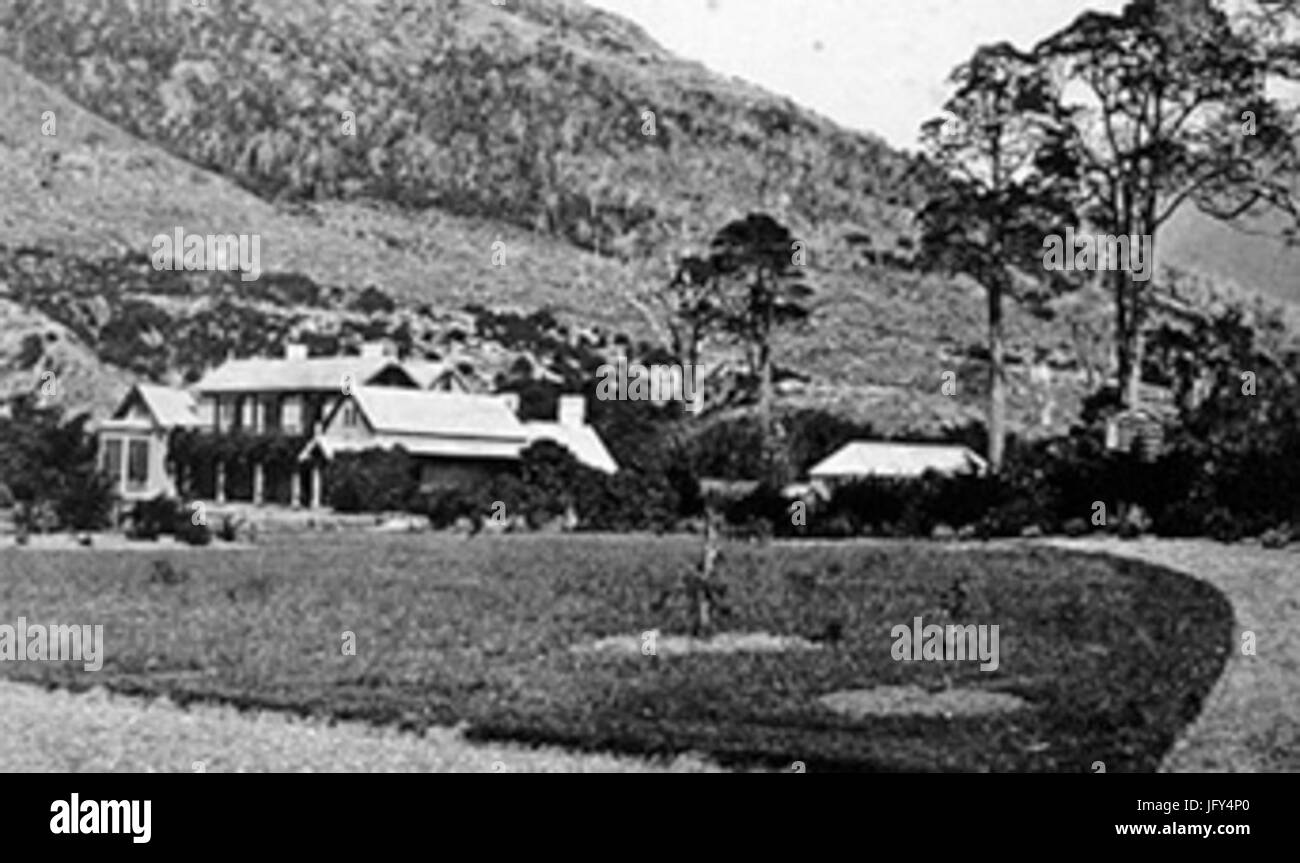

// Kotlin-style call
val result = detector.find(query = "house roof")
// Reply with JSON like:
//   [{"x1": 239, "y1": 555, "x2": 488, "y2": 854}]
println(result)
[
  {"x1": 194, "y1": 357, "x2": 410, "y2": 393},
  {"x1": 102, "y1": 384, "x2": 201, "y2": 430},
  {"x1": 303, "y1": 388, "x2": 619, "y2": 474},
  {"x1": 401, "y1": 360, "x2": 467, "y2": 391},
  {"x1": 525, "y1": 421, "x2": 619, "y2": 474},
  {"x1": 698, "y1": 478, "x2": 761, "y2": 501},
  {"x1": 808, "y1": 441, "x2": 988, "y2": 479},
  {"x1": 305, "y1": 435, "x2": 525, "y2": 462},
  {"x1": 348, "y1": 387, "x2": 527, "y2": 440}
]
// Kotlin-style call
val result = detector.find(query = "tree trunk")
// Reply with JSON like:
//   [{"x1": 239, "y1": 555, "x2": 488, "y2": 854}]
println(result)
[
  {"x1": 987, "y1": 284, "x2": 1006, "y2": 474},
  {"x1": 1113, "y1": 266, "x2": 1135, "y2": 409},
  {"x1": 755, "y1": 338, "x2": 772, "y2": 431},
  {"x1": 1125, "y1": 322, "x2": 1145, "y2": 410},
  {"x1": 691, "y1": 516, "x2": 720, "y2": 637}
]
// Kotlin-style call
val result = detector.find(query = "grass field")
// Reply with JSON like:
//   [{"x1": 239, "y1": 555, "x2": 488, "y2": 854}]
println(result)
[{"x1": 0, "y1": 534, "x2": 1233, "y2": 772}]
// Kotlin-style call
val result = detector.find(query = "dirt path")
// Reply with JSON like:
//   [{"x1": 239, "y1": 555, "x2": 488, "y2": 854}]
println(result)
[
  {"x1": 1046, "y1": 538, "x2": 1300, "y2": 772},
  {"x1": 0, "y1": 681, "x2": 719, "y2": 773}
]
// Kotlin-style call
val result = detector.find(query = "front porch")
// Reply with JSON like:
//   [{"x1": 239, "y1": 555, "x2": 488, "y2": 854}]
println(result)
[{"x1": 179, "y1": 458, "x2": 327, "y2": 510}]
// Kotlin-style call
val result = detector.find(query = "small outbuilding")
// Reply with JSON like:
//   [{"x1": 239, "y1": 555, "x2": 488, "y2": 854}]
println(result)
[{"x1": 807, "y1": 441, "x2": 988, "y2": 489}]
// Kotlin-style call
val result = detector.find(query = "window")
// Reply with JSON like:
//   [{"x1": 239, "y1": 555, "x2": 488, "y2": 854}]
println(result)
[
  {"x1": 102, "y1": 439, "x2": 123, "y2": 483},
  {"x1": 262, "y1": 396, "x2": 281, "y2": 432},
  {"x1": 219, "y1": 397, "x2": 236, "y2": 431},
  {"x1": 127, "y1": 439, "x2": 149, "y2": 490},
  {"x1": 342, "y1": 403, "x2": 359, "y2": 428},
  {"x1": 282, "y1": 396, "x2": 301, "y2": 433}
]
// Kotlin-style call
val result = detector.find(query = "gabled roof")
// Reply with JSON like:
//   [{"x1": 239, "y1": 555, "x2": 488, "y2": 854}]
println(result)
[
  {"x1": 303, "y1": 388, "x2": 619, "y2": 474},
  {"x1": 347, "y1": 387, "x2": 527, "y2": 440},
  {"x1": 194, "y1": 357, "x2": 411, "y2": 394},
  {"x1": 104, "y1": 384, "x2": 201, "y2": 429},
  {"x1": 525, "y1": 421, "x2": 619, "y2": 474},
  {"x1": 401, "y1": 360, "x2": 469, "y2": 391},
  {"x1": 808, "y1": 441, "x2": 988, "y2": 479}
]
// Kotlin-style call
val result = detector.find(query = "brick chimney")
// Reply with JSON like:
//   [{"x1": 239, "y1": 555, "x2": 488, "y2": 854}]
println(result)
[{"x1": 558, "y1": 394, "x2": 586, "y2": 427}]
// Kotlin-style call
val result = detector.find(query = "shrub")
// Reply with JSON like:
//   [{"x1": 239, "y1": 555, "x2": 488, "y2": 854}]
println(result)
[
  {"x1": 722, "y1": 484, "x2": 794, "y2": 536},
  {"x1": 1260, "y1": 525, "x2": 1292, "y2": 549},
  {"x1": 328, "y1": 449, "x2": 418, "y2": 513},
  {"x1": 53, "y1": 465, "x2": 117, "y2": 531},
  {"x1": 1204, "y1": 507, "x2": 1247, "y2": 544},
  {"x1": 0, "y1": 395, "x2": 116, "y2": 530},
  {"x1": 132, "y1": 496, "x2": 182, "y2": 537},
  {"x1": 176, "y1": 518, "x2": 213, "y2": 546},
  {"x1": 976, "y1": 496, "x2": 1044, "y2": 538},
  {"x1": 217, "y1": 514, "x2": 242, "y2": 542},
  {"x1": 14, "y1": 500, "x2": 59, "y2": 534},
  {"x1": 821, "y1": 478, "x2": 907, "y2": 535},
  {"x1": 420, "y1": 485, "x2": 497, "y2": 530}
]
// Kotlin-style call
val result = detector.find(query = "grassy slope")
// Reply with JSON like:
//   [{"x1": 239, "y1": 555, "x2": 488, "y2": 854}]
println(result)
[
  {"x1": 0, "y1": 0, "x2": 1118, "y2": 437},
  {"x1": 0, "y1": 534, "x2": 1232, "y2": 772}
]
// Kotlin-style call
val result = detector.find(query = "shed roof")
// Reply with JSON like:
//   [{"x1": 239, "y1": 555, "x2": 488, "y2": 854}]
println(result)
[{"x1": 808, "y1": 441, "x2": 988, "y2": 479}]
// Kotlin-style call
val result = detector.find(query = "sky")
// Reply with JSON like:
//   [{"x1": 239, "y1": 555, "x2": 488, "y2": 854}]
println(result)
[{"x1": 586, "y1": 0, "x2": 1126, "y2": 151}]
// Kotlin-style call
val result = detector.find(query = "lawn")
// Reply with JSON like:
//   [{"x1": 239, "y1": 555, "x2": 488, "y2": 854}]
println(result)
[{"x1": 0, "y1": 534, "x2": 1233, "y2": 772}]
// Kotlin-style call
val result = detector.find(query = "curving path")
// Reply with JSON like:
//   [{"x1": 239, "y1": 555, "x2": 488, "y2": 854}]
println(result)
[{"x1": 1046, "y1": 537, "x2": 1300, "y2": 773}]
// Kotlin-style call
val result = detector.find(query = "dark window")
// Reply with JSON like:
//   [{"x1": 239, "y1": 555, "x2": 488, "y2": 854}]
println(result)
[
  {"x1": 102, "y1": 439, "x2": 123, "y2": 481},
  {"x1": 263, "y1": 396, "x2": 281, "y2": 432},
  {"x1": 127, "y1": 439, "x2": 149, "y2": 489}
]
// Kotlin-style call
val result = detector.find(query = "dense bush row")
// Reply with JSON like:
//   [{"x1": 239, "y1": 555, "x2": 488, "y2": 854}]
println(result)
[
  {"x1": 718, "y1": 424, "x2": 1300, "y2": 544},
  {"x1": 312, "y1": 383, "x2": 1300, "y2": 545},
  {"x1": 0, "y1": 396, "x2": 116, "y2": 533},
  {"x1": 327, "y1": 440, "x2": 695, "y2": 533}
]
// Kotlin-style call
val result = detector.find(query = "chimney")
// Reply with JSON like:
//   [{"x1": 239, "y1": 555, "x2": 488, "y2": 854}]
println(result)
[
  {"x1": 498, "y1": 393, "x2": 521, "y2": 415},
  {"x1": 558, "y1": 394, "x2": 586, "y2": 427},
  {"x1": 285, "y1": 343, "x2": 308, "y2": 361},
  {"x1": 359, "y1": 340, "x2": 395, "y2": 359}
]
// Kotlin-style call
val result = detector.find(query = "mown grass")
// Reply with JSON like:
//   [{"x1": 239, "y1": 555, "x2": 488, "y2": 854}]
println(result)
[{"x1": 0, "y1": 534, "x2": 1232, "y2": 771}]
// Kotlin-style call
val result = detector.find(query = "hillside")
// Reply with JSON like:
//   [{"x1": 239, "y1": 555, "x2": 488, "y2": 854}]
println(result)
[{"x1": 0, "y1": 0, "x2": 1172, "y2": 438}]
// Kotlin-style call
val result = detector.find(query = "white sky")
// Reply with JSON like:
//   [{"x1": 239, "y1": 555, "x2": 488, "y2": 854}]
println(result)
[{"x1": 587, "y1": 0, "x2": 1126, "y2": 150}]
